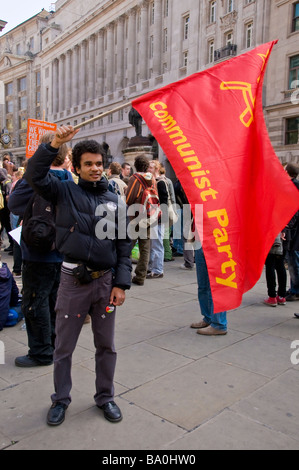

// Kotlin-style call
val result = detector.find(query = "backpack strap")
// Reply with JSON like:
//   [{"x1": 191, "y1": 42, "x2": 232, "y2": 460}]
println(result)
[
  {"x1": 133, "y1": 173, "x2": 147, "y2": 189},
  {"x1": 22, "y1": 193, "x2": 37, "y2": 222}
]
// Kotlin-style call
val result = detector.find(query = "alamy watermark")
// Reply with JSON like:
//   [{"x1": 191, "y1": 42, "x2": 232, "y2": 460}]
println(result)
[
  {"x1": 290, "y1": 340, "x2": 299, "y2": 365},
  {"x1": 94, "y1": 202, "x2": 203, "y2": 245},
  {"x1": 0, "y1": 340, "x2": 4, "y2": 365}
]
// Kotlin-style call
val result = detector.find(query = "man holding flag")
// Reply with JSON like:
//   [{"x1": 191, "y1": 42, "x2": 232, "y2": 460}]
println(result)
[{"x1": 132, "y1": 41, "x2": 299, "y2": 317}]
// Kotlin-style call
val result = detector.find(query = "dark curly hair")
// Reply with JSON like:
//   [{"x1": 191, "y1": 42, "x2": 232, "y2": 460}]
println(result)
[
  {"x1": 72, "y1": 140, "x2": 106, "y2": 176},
  {"x1": 134, "y1": 154, "x2": 149, "y2": 173}
]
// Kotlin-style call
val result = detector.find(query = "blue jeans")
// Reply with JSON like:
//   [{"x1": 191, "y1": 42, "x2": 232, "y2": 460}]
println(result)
[
  {"x1": 148, "y1": 223, "x2": 165, "y2": 274},
  {"x1": 194, "y1": 247, "x2": 227, "y2": 331},
  {"x1": 172, "y1": 208, "x2": 184, "y2": 254},
  {"x1": 288, "y1": 250, "x2": 299, "y2": 294}
]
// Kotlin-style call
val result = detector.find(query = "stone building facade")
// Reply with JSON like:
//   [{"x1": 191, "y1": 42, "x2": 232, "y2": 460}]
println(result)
[
  {"x1": 264, "y1": 0, "x2": 299, "y2": 163},
  {"x1": 1, "y1": 0, "x2": 297, "y2": 166}
]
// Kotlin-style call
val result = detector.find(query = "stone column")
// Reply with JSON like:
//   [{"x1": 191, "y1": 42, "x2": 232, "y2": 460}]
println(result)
[
  {"x1": 140, "y1": 1, "x2": 149, "y2": 81},
  {"x1": 97, "y1": 30, "x2": 104, "y2": 97},
  {"x1": 88, "y1": 35, "x2": 96, "y2": 101},
  {"x1": 52, "y1": 58, "x2": 59, "y2": 114},
  {"x1": 116, "y1": 16, "x2": 125, "y2": 89},
  {"x1": 58, "y1": 55, "x2": 65, "y2": 112},
  {"x1": 65, "y1": 49, "x2": 72, "y2": 110},
  {"x1": 153, "y1": 0, "x2": 162, "y2": 76},
  {"x1": 106, "y1": 23, "x2": 114, "y2": 93},
  {"x1": 79, "y1": 40, "x2": 87, "y2": 104},
  {"x1": 127, "y1": 8, "x2": 136, "y2": 86},
  {"x1": 72, "y1": 45, "x2": 79, "y2": 106}
]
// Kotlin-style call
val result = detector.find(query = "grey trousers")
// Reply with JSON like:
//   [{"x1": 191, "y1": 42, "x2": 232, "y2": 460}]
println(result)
[{"x1": 51, "y1": 270, "x2": 116, "y2": 407}]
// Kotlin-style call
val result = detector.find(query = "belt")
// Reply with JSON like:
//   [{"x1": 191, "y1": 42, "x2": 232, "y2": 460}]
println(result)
[{"x1": 62, "y1": 261, "x2": 110, "y2": 279}]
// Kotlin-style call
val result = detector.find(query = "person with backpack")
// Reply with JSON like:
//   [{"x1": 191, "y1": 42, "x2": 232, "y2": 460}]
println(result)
[
  {"x1": 24, "y1": 125, "x2": 132, "y2": 427},
  {"x1": 147, "y1": 160, "x2": 168, "y2": 279},
  {"x1": 8, "y1": 133, "x2": 72, "y2": 368},
  {"x1": 126, "y1": 155, "x2": 159, "y2": 286}
]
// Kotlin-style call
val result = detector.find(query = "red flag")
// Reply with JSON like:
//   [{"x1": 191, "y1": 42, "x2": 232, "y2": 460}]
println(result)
[{"x1": 132, "y1": 41, "x2": 299, "y2": 313}]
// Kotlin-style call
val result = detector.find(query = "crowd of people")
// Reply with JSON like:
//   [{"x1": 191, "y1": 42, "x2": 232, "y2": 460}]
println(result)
[
  {"x1": 263, "y1": 163, "x2": 299, "y2": 308},
  {"x1": 0, "y1": 127, "x2": 298, "y2": 427}
]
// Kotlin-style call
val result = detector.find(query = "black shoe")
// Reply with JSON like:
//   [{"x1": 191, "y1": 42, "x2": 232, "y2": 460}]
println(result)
[
  {"x1": 15, "y1": 355, "x2": 53, "y2": 368},
  {"x1": 286, "y1": 294, "x2": 299, "y2": 301},
  {"x1": 47, "y1": 402, "x2": 68, "y2": 426},
  {"x1": 98, "y1": 401, "x2": 123, "y2": 423},
  {"x1": 132, "y1": 277, "x2": 144, "y2": 286}
]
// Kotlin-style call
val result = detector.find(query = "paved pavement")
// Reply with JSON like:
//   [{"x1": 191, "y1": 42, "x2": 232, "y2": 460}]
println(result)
[{"x1": 1, "y1": 247, "x2": 299, "y2": 451}]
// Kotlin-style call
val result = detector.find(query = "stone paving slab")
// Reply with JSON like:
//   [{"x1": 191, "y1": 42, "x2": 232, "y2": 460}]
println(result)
[{"x1": 1, "y1": 248, "x2": 299, "y2": 450}]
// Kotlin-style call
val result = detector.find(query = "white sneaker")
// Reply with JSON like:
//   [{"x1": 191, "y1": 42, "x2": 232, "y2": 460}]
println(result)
[{"x1": 180, "y1": 264, "x2": 194, "y2": 270}]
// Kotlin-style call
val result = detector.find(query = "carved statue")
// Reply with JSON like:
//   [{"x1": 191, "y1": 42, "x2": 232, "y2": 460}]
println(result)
[{"x1": 129, "y1": 107, "x2": 142, "y2": 136}]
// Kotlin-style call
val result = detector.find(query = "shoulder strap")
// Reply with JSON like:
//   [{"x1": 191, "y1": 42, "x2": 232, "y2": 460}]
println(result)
[
  {"x1": 134, "y1": 173, "x2": 147, "y2": 189},
  {"x1": 22, "y1": 193, "x2": 36, "y2": 222}
]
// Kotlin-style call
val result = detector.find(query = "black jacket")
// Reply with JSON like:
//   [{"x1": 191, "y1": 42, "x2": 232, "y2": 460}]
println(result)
[
  {"x1": 285, "y1": 178, "x2": 299, "y2": 252},
  {"x1": 25, "y1": 143, "x2": 132, "y2": 290}
]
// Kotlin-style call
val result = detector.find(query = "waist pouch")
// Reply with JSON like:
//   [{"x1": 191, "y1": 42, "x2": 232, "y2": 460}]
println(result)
[{"x1": 62, "y1": 263, "x2": 109, "y2": 285}]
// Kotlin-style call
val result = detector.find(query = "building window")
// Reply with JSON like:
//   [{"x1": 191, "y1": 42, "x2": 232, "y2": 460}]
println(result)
[
  {"x1": 18, "y1": 77, "x2": 27, "y2": 92},
  {"x1": 19, "y1": 116, "x2": 27, "y2": 130},
  {"x1": 289, "y1": 54, "x2": 299, "y2": 89},
  {"x1": 245, "y1": 22, "x2": 253, "y2": 48},
  {"x1": 226, "y1": 31, "x2": 233, "y2": 45},
  {"x1": 163, "y1": 28, "x2": 168, "y2": 53},
  {"x1": 164, "y1": 0, "x2": 169, "y2": 17},
  {"x1": 184, "y1": 15, "x2": 190, "y2": 40},
  {"x1": 6, "y1": 100, "x2": 13, "y2": 113},
  {"x1": 228, "y1": 0, "x2": 234, "y2": 13},
  {"x1": 183, "y1": 51, "x2": 188, "y2": 68},
  {"x1": 150, "y1": 36, "x2": 154, "y2": 58},
  {"x1": 19, "y1": 96, "x2": 27, "y2": 110},
  {"x1": 285, "y1": 117, "x2": 299, "y2": 145},
  {"x1": 137, "y1": 42, "x2": 140, "y2": 64},
  {"x1": 150, "y1": 2, "x2": 155, "y2": 25},
  {"x1": 29, "y1": 37, "x2": 34, "y2": 51},
  {"x1": 292, "y1": 2, "x2": 299, "y2": 32},
  {"x1": 5, "y1": 82, "x2": 13, "y2": 96},
  {"x1": 210, "y1": 1, "x2": 216, "y2": 23},
  {"x1": 6, "y1": 118, "x2": 13, "y2": 131},
  {"x1": 36, "y1": 71, "x2": 41, "y2": 87},
  {"x1": 36, "y1": 91, "x2": 41, "y2": 108},
  {"x1": 208, "y1": 40, "x2": 214, "y2": 63},
  {"x1": 245, "y1": 0, "x2": 254, "y2": 4}
]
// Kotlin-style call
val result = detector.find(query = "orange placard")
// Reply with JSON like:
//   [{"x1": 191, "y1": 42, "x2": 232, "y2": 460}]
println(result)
[{"x1": 26, "y1": 119, "x2": 57, "y2": 158}]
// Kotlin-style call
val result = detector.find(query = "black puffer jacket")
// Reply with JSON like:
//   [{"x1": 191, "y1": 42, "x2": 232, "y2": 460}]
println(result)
[
  {"x1": 285, "y1": 178, "x2": 299, "y2": 252},
  {"x1": 25, "y1": 143, "x2": 132, "y2": 290}
]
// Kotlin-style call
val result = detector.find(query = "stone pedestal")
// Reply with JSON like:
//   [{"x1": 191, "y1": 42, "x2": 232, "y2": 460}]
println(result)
[{"x1": 122, "y1": 136, "x2": 154, "y2": 169}]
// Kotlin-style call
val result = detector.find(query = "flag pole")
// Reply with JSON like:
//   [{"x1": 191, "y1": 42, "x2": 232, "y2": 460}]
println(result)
[{"x1": 73, "y1": 101, "x2": 132, "y2": 130}]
